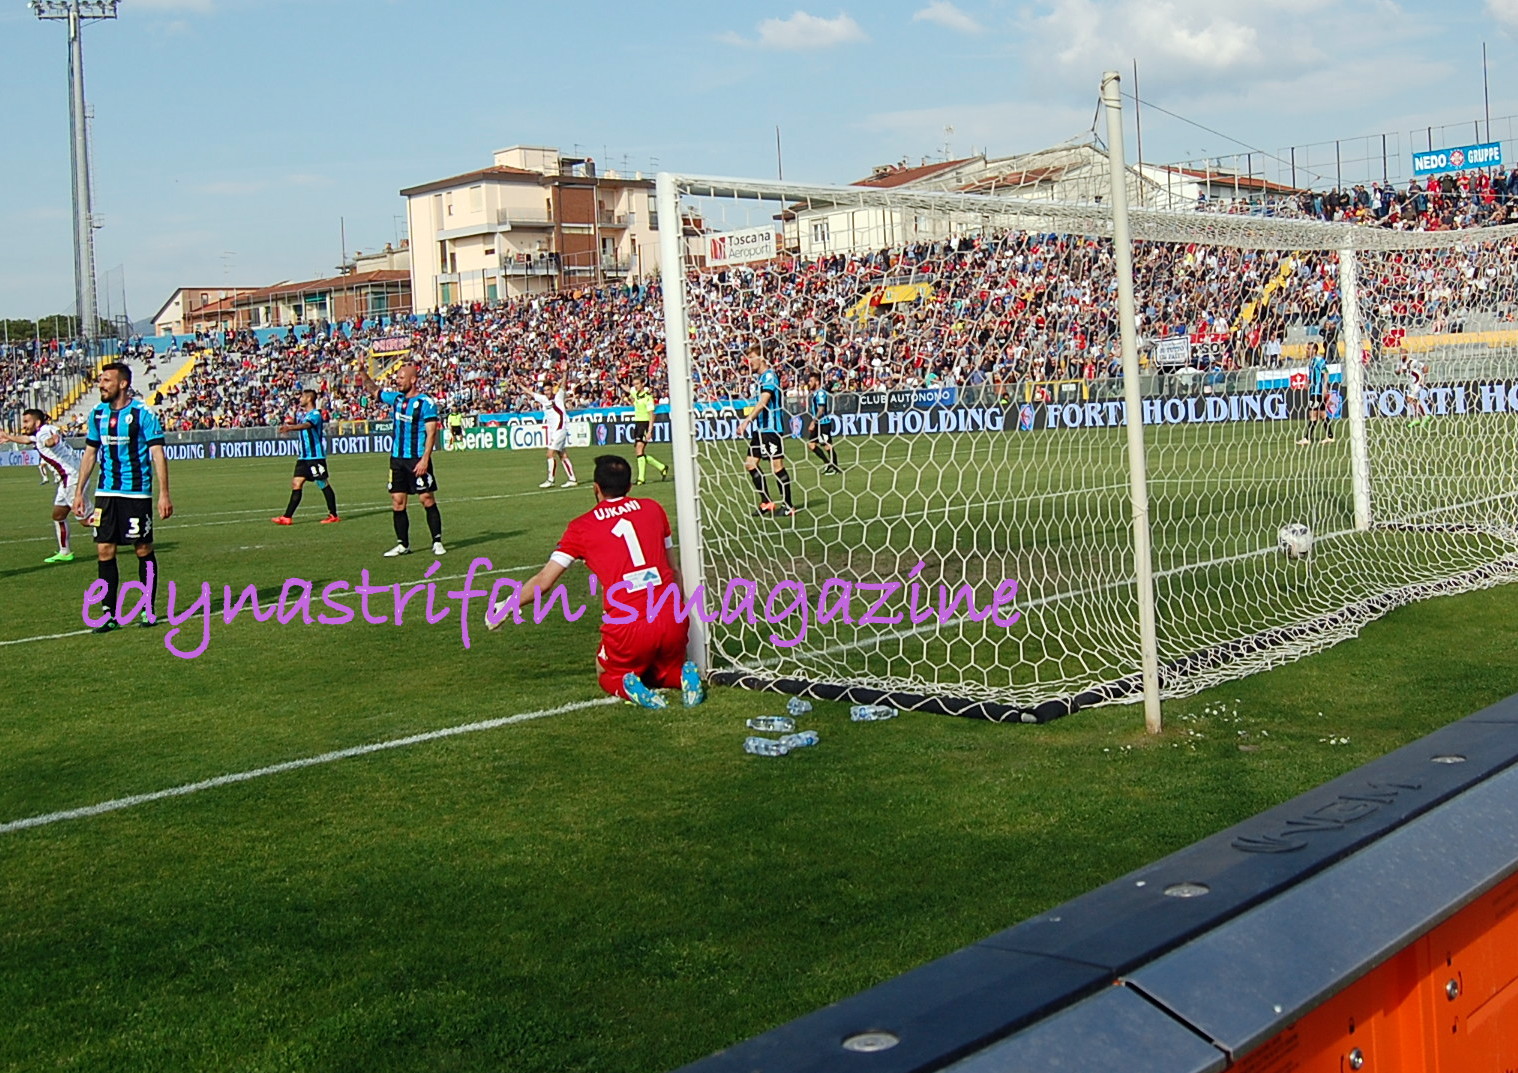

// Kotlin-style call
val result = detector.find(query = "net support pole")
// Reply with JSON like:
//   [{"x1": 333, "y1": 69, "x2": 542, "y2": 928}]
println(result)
[
  {"x1": 1339, "y1": 244, "x2": 1372, "y2": 531},
  {"x1": 655, "y1": 173, "x2": 710, "y2": 671},
  {"x1": 1101, "y1": 71, "x2": 1163, "y2": 735}
]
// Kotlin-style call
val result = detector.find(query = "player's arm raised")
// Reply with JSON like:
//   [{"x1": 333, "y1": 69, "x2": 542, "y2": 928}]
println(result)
[{"x1": 354, "y1": 363, "x2": 378, "y2": 397}]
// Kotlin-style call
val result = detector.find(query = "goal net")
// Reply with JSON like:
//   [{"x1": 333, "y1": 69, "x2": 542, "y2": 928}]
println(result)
[{"x1": 656, "y1": 174, "x2": 1518, "y2": 721}]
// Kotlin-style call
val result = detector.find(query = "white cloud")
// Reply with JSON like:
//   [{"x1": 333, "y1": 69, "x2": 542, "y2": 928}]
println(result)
[
  {"x1": 912, "y1": 1, "x2": 983, "y2": 34},
  {"x1": 722, "y1": 11, "x2": 867, "y2": 50},
  {"x1": 1039, "y1": 0, "x2": 1258, "y2": 71},
  {"x1": 1490, "y1": 0, "x2": 1518, "y2": 27}
]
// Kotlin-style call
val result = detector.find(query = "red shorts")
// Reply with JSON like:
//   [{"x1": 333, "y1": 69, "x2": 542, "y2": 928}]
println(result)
[{"x1": 598, "y1": 606, "x2": 689, "y2": 688}]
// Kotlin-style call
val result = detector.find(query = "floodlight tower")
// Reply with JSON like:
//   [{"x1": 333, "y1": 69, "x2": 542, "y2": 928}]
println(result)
[{"x1": 31, "y1": 0, "x2": 118, "y2": 357}]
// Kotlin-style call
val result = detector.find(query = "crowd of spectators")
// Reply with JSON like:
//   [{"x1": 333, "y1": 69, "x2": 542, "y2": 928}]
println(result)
[
  {"x1": 1198, "y1": 168, "x2": 1518, "y2": 230},
  {"x1": 0, "y1": 339, "x2": 94, "y2": 428},
  {"x1": 55, "y1": 183, "x2": 1518, "y2": 432}
]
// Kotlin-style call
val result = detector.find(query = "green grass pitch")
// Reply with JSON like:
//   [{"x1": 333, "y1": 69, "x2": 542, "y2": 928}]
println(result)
[{"x1": 1, "y1": 440, "x2": 1515, "y2": 1072}]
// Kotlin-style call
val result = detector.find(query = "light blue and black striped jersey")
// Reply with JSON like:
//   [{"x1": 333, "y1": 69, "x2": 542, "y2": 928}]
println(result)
[
  {"x1": 85, "y1": 399, "x2": 164, "y2": 499},
  {"x1": 751, "y1": 369, "x2": 783, "y2": 434},
  {"x1": 297, "y1": 409, "x2": 326, "y2": 461},
  {"x1": 809, "y1": 387, "x2": 835, "y2": 428},
  {"x1": 382, "y1": 389, "x2": 439, "y2": 459},
  {"x1": 1308, "y1": 354, "x2": 1328, "y2": 394}
]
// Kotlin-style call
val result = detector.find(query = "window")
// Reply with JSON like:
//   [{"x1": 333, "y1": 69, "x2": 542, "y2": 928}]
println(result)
[
  {"x1": 469, "y1": 185, "x2": 483, "y2": 213},
  {"x1": 199, "y1": 292, "x2": 208, "y2": 304},
  {"x1": 811, "y1": 220, "x2": 830, "y2": 245},
  {"x1": 484, "y1": 248, "x2": 495, "y2": 256}
]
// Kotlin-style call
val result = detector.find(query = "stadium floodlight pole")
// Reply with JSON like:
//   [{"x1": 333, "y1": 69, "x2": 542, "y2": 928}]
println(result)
[
  {"x1": 1339, "y1": 243, "x2": 1372, "y2": 530},
  {"x1": 1101, "y1": 70, "x2": 1163, "y2": 734},
  {"x1": 32, "y1": 0, "x2": 118, "y2": 362},
  {"x1": 655, "y1": 173, "x2": 710, "y2": 672}
]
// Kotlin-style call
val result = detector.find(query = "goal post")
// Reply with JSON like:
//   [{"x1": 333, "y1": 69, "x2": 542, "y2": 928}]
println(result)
[{"x1": 654, "y1": 167, "x2": 1518, "y2": 724}]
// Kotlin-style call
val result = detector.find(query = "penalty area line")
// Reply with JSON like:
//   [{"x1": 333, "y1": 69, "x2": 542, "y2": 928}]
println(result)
[{"x1": 0, "y1": 696, "x2": 618, "y2": 836}]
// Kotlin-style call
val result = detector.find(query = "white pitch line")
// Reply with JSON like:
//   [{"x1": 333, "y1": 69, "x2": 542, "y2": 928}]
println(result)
[
  {"x1": 0, "y1": 628, "x2": 94, "y2": 647},
  {"x1": 0, "y1": 696, "x2": 618, "y2": 836}
]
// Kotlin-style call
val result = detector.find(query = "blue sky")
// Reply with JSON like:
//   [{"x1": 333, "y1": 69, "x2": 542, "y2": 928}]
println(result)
[{"x1": 2, "y1": 0, "x2": 1513, "y2": 324}]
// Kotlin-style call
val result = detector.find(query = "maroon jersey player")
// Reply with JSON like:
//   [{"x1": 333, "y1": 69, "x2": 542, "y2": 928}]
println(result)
[{"x1": 490, "y1": 454, "x2": 704, "y2": 709}]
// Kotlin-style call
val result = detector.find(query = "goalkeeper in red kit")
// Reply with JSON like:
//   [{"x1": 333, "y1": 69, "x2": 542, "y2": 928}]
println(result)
[{"x1": 488, "y1": 454, "x2": 704, "y2": 709}]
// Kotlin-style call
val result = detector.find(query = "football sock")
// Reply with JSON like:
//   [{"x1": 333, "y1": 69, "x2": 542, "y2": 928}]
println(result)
[
  {"x1": 425, "y1": 504, "x2": 443, "y2": 542},
  {"x1": 827, "y1": 447, "x2": 840, "y2": 468},
  {"x1": 55, "y1": 518, "x2": 69, "y2": 552},
  {"x1": 637, "y1": 456, "x2": 647, "y2": 482},
  {"x1": 321, "y1": 485, "x2": 338, "y2": 515},
  {"x1": 283, "y1": 488, "x2": 302, "y2": 518},
  {"x1": 99, "y1": 557, "x2": 119, "y2": 620},
  {"x1": 598, "y1": 668, "x2": 631, "y2": 699},
  {"x1": 393, "y1": 508, "x2": 410, "y2": 547},
  {"x1": 809, "y1": 445, "x2": 827, "y2": 463},
  {"x1": 138, "y1": 553, "x2": 157, "y2": 615},
  {"x1": 561, "y1": 456, "x2": 576, "y2": 482},
  {"x1": 546, "y1": 458, "x2": 556, "y2": 481},
  {"x1": 775, "y1": 467, "x2": 793, "y2": 507},
  {"x1": 749, "y1": 468, "x2": 770, "y2": 503},
  {"x1": 649, "y1": 456, "x2": 667, "y2": 474}
]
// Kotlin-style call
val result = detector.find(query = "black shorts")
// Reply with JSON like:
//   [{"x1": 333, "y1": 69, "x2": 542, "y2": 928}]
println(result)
[
  {"x1": 632, "y1": 420, "x2": 651, "y2": 444},
  {"x1": 95, "y1": 495, "x2": 153, "y2": 546},
  {"x1": 1309, "y1": 394, "x2": 1325, "y2": 410},
  {"x1": 806, "y1": 418, "x2": 834, "y2": 446},
  {"x1": 294, "y1": 458, "x2": 330, "y2": 483},
  {"x1": 748, "y1": 431, "x2": 784, "y2": 460},
  {"x1": 388, "y1": 457, "x2": 438, "y2": 494}
]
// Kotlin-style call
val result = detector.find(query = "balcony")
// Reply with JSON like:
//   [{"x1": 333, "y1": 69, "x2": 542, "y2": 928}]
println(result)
[
  {"x1": 597, "y1": 210, "x2": 633, "y2": 228},
  {"x1": 500, "y1": 254, "x2": 562, "y2": 276},
  {"x1": 497, "y1": 208, "x2": 553, "y2": 228}
]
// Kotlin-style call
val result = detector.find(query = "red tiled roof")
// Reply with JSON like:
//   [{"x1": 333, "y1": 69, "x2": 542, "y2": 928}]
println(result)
[{"x1": 854, "y1": 157, "x2": 978, "y2": 189}]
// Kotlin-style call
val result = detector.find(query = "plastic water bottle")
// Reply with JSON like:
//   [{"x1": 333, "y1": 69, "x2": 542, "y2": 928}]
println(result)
[
  {"x1": 778, "y1": 730, "x2": 819, "y2": 748},
  {"x1": 786, "y1": 697, "x2": 813, "y2": 716},
  {"x1": 747, "y1": 716, "x2": 795, "y2": 732},
  {"x1": 744, "y1": 736, "x2": 791, "y2": 756},
  {"x1": 850, "y1": 705, "x2": 898, "y2": 722}
]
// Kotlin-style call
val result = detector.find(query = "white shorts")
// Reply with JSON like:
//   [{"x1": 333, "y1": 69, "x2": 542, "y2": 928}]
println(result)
[
  {"x1": 547, "y1": 429, "x2": 568, "y2": 452},
  {"x1": 56, "y1": 477, "x2": 91, "y2": 514}
]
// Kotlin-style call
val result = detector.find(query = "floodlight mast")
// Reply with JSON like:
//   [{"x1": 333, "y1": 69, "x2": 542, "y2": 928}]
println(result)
[{"x1": 31, "y1": 1, "x2": 119, "y2": 359}]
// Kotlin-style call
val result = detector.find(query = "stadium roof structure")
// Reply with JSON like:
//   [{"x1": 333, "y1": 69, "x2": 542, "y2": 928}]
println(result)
[
  {"x1": 1162, "y1": 166, "x2": 1302, "y2": 196},
  {"x1": 234, "y1": 270, "x2": 411, "y2": 303}
]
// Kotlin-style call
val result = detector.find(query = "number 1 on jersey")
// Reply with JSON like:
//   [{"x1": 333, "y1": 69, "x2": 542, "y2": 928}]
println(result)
[{"x1": 611, "y1": 517, "x2": 647, "y2": 567}]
